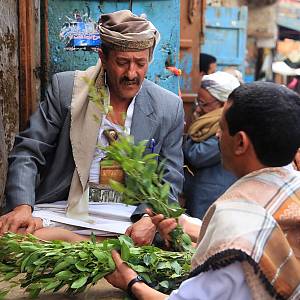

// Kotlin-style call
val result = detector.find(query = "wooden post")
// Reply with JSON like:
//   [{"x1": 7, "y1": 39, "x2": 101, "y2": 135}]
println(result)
[
  {"x1": 18, "y1": 0, "x2": 36, "y2": 130},
  {"x1": 0, "y1": 109, "x2": 7, "y2": 208}
]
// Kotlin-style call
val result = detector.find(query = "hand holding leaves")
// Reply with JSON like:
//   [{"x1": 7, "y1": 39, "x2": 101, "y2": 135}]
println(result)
[{"x1": 101, "y1": 135, "x2": 193, "y2": 252}]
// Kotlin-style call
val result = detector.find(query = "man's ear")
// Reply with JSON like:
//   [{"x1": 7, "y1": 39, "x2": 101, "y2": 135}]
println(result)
[
  {"x1": 98, "y1": 49, "x2": 106, "y2": 67},
  {"x1": 234, "y1": 131, "x2": 250, "y2": 155}
]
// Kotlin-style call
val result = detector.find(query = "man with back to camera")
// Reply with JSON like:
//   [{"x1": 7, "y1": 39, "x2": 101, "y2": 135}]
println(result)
[
  {"x1": 2, "y1": 10, "x2": 184, "y2": 245},
  {"x1": 105, "y1": 82, "x2": 300, "y2": 299}
]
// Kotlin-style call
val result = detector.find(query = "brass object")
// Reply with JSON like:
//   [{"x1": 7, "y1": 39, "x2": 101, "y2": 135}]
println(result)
[
  {"x1": 99, "y1": 161, "x2": 125, "y2": 185},
  {"x1": 88, "y1": 129, "x2": 124, "y2": 203}
]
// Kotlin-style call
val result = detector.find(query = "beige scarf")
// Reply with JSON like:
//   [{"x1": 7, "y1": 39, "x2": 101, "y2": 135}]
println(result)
[
  {"x1": 191, "y1": 167, "x2": 300, "y2": 299},
  {"x1": 188, "y1": 107, "x2": 223, "y2": 142},
  {"x1": 66, "y1": 60, "x2": 106, "y2": 220}
]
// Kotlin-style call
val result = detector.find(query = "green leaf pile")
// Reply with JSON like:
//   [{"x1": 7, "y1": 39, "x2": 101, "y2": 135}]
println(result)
[
  {"x1": 101, "y1": 135, "x2": 193, "y2": 252},
  {"x1": 0, "y1": 233, "x2": 192, "y2": 298}
]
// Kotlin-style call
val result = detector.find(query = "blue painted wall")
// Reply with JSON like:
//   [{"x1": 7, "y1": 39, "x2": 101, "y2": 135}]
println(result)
[
  {"x1": 48, "y1": 0, "x2": 180, "y2": 94},
  {"x1": 201, "y1": 6, "x2": 248, "y2": 75}
]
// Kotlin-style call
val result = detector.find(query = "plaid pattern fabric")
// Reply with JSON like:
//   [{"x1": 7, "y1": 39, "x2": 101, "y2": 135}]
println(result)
[{"x1": 191, "y1": 167, "x2": 300, "y2": 300}]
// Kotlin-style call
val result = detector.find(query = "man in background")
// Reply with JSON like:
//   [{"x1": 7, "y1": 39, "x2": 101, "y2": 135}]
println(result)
[{"x1": 199, "y1": 53, "x2": 217, "y2": 77}]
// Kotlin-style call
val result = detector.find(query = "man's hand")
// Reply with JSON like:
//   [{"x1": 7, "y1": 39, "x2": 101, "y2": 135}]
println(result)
[
  {"x1": 0, "y1": 205, "x2": 42, "y2": 234},
  {"x1": 105, "y1": 250, "x2": 137, "y2": 291},
  {"x1": 125, "y1": 216, "x2": 156, "y2": 246},
  {"x1": 150, "y1": 213, "x2": 177, "y2": 248}
]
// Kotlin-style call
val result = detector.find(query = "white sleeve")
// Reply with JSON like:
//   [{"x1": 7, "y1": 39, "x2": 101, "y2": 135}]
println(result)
[{"x1": 167, "y1": 262, "x2": 252, "y2": 300}]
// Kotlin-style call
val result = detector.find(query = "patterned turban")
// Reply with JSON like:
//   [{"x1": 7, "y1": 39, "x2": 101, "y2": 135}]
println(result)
[{"x1": 98, "y1": 10, "x2": 160, "y2": 55}]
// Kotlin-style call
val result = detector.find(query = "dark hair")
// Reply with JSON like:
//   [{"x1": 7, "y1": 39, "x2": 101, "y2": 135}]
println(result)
[
  {"x1": 199, "y1": 53, "x2": 217, "y2": 74},
  {"x1": 100, "y1": 43, "x2": 110, "y2": 57},
  {"x1": 225, "y1": 82, "x2": 300, "y2": 166}
]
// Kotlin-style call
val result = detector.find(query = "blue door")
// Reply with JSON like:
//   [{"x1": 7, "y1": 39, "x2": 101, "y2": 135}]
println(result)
[
  {"x1": 201, "y1": 6, "x2": 248, "y2": 75},
  {"x1": 47, "y1": 0, "x2": 180, "y2": 94}
]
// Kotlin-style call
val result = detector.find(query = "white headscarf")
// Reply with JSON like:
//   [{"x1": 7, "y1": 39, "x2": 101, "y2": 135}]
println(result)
[{"x1": 202, "y1": 71, "x2": 240, "y2": 102}]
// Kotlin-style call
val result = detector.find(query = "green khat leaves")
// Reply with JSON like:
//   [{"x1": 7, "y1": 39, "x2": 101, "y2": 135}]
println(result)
[{"x1": 0, "y1": 233, "x2": 192, "y2": 299}]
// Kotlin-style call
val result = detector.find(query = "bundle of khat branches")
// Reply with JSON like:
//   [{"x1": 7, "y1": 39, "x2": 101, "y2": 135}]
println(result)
[
  {"x1": 0, "y1": 233, "x2": 192, "y2": 299},
  {"x1": 101, "y1": 135, "x2": 193, "y2": 252}
]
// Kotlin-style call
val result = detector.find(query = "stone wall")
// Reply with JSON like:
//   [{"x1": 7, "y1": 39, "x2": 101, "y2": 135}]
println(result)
[{"x1": 0, "y1": 0, "x2": 19, "y2": 204}]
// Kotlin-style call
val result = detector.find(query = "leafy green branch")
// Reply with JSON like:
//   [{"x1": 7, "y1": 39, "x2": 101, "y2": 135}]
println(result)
[
  {"x1": 83, "y1": 77, "x2": 111, "y2": 117},
  {"x1": 101, "y1": 135, "x2": 193, "y2": 252},
  {"x1": 0, "y1": 233, "x2": 192, "y2": 299}
]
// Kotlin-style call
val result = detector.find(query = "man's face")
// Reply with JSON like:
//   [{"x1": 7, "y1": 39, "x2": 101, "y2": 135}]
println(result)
[
  {"x1": 217, "y1": 102, "x2": 236, "y2": 173},
  {"x1": 196, "y1": 87, "x2": 222, "y2": 116},
  {"x1": 100, "y1": 49, "x2": 149, "y2": 101},
  {"x1": 208, "y1": 62, "x2": 217, "y2": 74}
]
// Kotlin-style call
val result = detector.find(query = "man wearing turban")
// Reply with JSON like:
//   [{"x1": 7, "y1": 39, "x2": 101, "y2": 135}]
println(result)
[
  {"x1": 183, "y1": 71, "x2": 240, "y2": 219},
  {"x1": 3, "y1": 10, "x2": 184, "y2": 246}
]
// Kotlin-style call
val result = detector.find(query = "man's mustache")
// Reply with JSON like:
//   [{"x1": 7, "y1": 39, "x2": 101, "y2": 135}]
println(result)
[{"x1": 120, "y1": 77, "x2": 140, "y2": 85}]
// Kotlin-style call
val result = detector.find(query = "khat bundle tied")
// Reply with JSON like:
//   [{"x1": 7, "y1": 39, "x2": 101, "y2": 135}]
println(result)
[{"x1": 0, "y1": 233, "x2": 192, "y2": 299}]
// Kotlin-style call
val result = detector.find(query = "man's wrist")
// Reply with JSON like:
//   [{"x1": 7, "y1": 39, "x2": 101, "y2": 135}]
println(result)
[{"x1": 127, "y1": 275, "x2": 147, "y2": 299}]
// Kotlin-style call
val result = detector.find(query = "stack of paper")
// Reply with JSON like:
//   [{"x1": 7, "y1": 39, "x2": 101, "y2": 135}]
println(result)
[{"x1": 33, "y1": 201, "x2": 136, "y2": 236}]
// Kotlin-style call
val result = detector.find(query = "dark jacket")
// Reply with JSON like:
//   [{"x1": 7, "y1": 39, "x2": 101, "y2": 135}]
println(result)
[{"x1": 183, "y1": 136, "x2": 236, "y2": 219}]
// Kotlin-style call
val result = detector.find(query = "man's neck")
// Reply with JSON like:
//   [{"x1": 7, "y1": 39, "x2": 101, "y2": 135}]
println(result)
[
  {"x1": 110, "y1": 94, "x2": 132, "y2": 112},
  {"x1": 235, "y1": 159, "x2": 267, "y2": 178},
  {"x1": 107, "y1": 93, "x2": 134, "y2": 126}
]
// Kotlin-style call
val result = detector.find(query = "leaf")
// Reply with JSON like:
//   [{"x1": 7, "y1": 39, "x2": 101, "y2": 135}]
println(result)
[
  {"x1": 27, "y1": 287, "x2": 41, "y2": 298},
  {"x1": 143, "y1": 254, "x2": 151, "y2": 266},
  {"x1": 44, "y1": 280, "x2": 62, "y2": 291},
  {"x1": 91, "y1": 232, "x2": 96, "y2": 244},
  {"x1": 21, "y1": 251, "x2": 39, "y2": 272},
  {"x1": 52, "y1": 257, "x2": 75, "y2": 273},
  {"x1": 132, "y1": 265, "x2": 148, "y2": 273},
  {"x1": 120, "y1": 242, "x2": 130, "y2": 261},
  {"x1": 107, "y1": 255, "x2": 115, "y2": 270},
  {"x1": 71, "y1": 275, "x2": 88, "y2": 289},
  {"x1": 171, "y1": 261, "x2": 182, "y2": 274},
  {"x1": 75, "y1": 262, "x2": 89, "y2": 272},
  {"x1": 55, "y1": 270, "x2": 74, "y2": 280},
  {"x1": 109, "y1": 181, "x2": 126, "y2": 194},
  {"x1": 4, "y1": 272, "x2": 17, "y2": 281},
  {"x1": 160, "y1": 184, "x2": 170, "y2": 201},
  {"x1": 0, "y1": 290, "x2": 9, "y2": 300},
  {"x1": 92, "y1": 249, "x2": 107, "y2": 261},
  {"x1": 78, "y1": 251, "x2": 88, "y2": 259},
  {"x1": 157, "y1": 261, "x2": 171, "y2": 270},
  {"x1": 159, "y1": 281, "x2": 169, "y2": 289},
  {"x1": 181, "y1": 233, "x2": 192, "y2": 245},
  {"x1": 139, "y1": 273, "x2": 151, "y2": 284},
  {"x1": 92, "y1": 271, "x2": 109, "y2": 283},
  {"x1": 118, "y1": 235, "x2": 134, "y2": 247}
]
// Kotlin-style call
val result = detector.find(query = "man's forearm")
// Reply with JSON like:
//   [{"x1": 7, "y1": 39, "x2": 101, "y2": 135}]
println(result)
[{"x1": 131, "y1": 282, "x2": 168, "y2": 300}]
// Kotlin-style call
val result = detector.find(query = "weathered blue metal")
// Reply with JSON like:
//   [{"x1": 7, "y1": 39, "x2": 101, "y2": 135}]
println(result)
[
  {"x1": 277, "y1": 1, "x2": 300, "y2": 32},
  {"x1": 47, "y1": 0, "x2": 180, "y2": 94},
  {"x1": 201, "y1": 6, "x2": 248, "y2": 75}
]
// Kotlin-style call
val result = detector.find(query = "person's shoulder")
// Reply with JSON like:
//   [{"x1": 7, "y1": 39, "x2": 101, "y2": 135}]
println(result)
[
  {"x1": 48, "y1": 71, "x2": 75, "y2": 107},
  {"x1": 142, "y1": 79, "x2": 181, "y2": 103},
  {"x1": 52, "y1": 70, "x2": 75, "y2": 83},
  {"x1": 51, "y1": 71, "x2": 75, "y2": 93}
]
